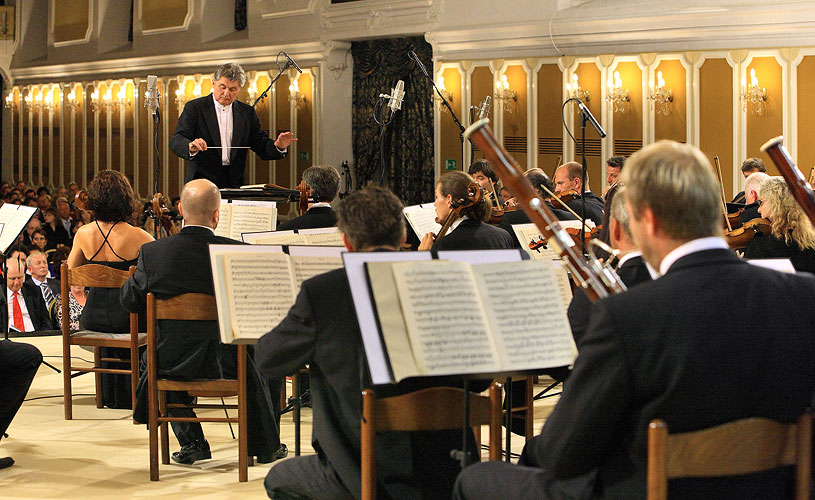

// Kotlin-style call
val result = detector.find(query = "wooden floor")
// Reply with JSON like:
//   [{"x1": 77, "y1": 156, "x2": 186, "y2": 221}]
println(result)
[{"x1": 1, "y1": 335, "x2": 561, "y2": 499}]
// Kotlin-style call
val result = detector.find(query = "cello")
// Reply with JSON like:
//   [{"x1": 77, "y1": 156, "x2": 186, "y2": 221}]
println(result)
[{"x1": 419, "y1": 182, "x2": 483, "y2": 249}]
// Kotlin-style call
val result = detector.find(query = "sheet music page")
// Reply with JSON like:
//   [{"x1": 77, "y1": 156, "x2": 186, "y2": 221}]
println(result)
[
  {"x1": 0, "y1": 203, "x2": 18, "y2": 226},
  {"x1": 291, "y1": 255, "x2": 343, "y2": 287},
  {"x1": 550, "y1": 260, "x2": 574, "y2": 311},
  {"x1": 0, "y1": 205, "x2": 37, "y2": 253},
  {"x1": 245, "y1": 231, "x2": 307, "y2": 245},
  {"x1": 231, "y1": 200, "x2": 277, "y2": 208},
  {"x1": 214, "y1": 201, "x2": 231, "y2": 238},
  {"x1": 229, "y1": 205, "x2": 277, "y2": 239},
  {"x1": 472, "y1": 260, "x2": 576, "y2": 371},
  {"x1": 223, "y1": 252, "x2": 296, "y2": 340},
  {"x1": 391, "y1": 260, "x2": 500, "y2": 376},
  {"x1": 366, "y1": 261, "x2": 420, "y2": 381},
  {"x1": 512, "y1": 223, "x2": 560, "y2": 261},
  {"x1": 403, "y1": 204, "x2": 442, "y2": 240},
  {"x1": 300, "y1": 228, "x2": 344, "y2": 246}
]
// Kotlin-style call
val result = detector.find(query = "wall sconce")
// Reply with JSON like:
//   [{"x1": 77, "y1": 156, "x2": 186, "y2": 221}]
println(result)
[
  {"x1": 4, "y1": 91, "x2": 15, "y2": 110},
  {"x1": 648, "y1": 70, "x2": 673, "y2": 116},
  {"x1": 494, "y1": 74, "x2": 517, "y2": 113},
  {"x1": 33, "y1": 90, "x2": 44, "y2": 111},
  {"x1": 116, "y1": 87, "x2": 127, "y2": 108},
  {"x1": 288, "y1": 79, "x2": 307, "y2": 107},
  {"x1": 606, "y1": 70, "x2": 630, "y2": 113},
  {"x1": 43, "y1": 91, "x2": 54, "y2": 112},
  {"x1": 175, "y1": 88, "x2": 187, "y2": 107},
  {"x1": 24, "y1": 90, "x2": 33, "y2": 110},
  {"x1": 741, "y1": 68, "x2": 767, "y2": 117},
  {"x1": 566, "y1": 73, "x2": 589, "y2": 102},
  {"x1": 89, "y1": 89, "x2": 100, "y2": 112},
  {"x1": 436, "y1": 75, "x2": 453, "y2": 103},
  {"x1": 66, "y1": 88, "x2": 81, "y2": 112}
]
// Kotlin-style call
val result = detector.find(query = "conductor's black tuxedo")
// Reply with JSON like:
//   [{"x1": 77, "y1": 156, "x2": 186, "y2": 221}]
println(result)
[
  {"x1": 121, "y1": 225, "x2": 281, "y2": 455},
  {"x1": 1, "y1": 283, "x2": 54, "y2": 332},
  {"x1": 277, "y1": 206, "x2": 337, "y2": 232},
  {"x1": 455, "y1": 248, "x2": 815, "y2": 500},
  {"x1": 169, "y1": 95, "x2": 287, "y2": 188},
  {"x1": 433, "y1": 218, "x2": 514, "y2": 251},
  {"x1": 256, "y1": 267, "x2": 485, "y2": 500}
]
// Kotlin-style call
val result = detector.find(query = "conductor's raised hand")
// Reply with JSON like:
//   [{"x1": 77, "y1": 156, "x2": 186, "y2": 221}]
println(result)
[
  {"x1": 417, "y1": 232, "x2": 436, "y2": 251},
  {"x1": 274, "y1": 131, "x2": 297, "y2": 150},
  {"x1": 189, "y1": 138, "x2": 208, "y2": 153}
]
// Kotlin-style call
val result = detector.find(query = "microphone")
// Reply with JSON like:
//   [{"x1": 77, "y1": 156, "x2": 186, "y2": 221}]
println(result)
[
  {"x1": 576, "y1": 99, "x2": 606, "y2": 138},
  {"x1": 282, "y1": 52, "x2": 302, "y2": 74},
  {"x1": 145, "y1": 75, "x2": 161, "y2": 116},
  {"x1": 478, "y1": 96, "x2": 491, "y2": 120},
  {"x1": 408, "y1": 50, "x2": 428, "y2": 75},
  {"x1": 387, "y1": 80, "x2": 405, "y2": 113}
]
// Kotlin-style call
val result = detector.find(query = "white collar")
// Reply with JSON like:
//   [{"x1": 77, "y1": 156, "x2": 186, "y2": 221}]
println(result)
[
  {"x1": 182, "y1": 223, "x2": 215, "y2": 234},
  {"x1": 449, "y1": 215, "x2": 469, "y2": 233},
  {"x1": 30, "y1": 276, "x2": 47, "y2": 286},
  {"x1": 212, "y1": 94, "x2": 232, "y2": 112},
  {"x1": 617, "y1": 250, "x2": 659, "y2": 280},
  {"x1": 658, "y1": 237, "x2": 729, "y2": 276},
  {"x1": 309, "y1": 202, "x2": 331, "y2": 209}
]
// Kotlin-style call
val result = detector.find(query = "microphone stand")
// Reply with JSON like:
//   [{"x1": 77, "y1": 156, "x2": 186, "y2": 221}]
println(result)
[
  {"x1": 252, "y1": 60, "x2": 294, "y2": 109},
  {"x1": 410, "y1": 52, "x2": 469, "y2": 148}
]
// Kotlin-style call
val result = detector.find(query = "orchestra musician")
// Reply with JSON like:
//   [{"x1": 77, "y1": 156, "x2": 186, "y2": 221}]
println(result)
[
  {"x1": 553, "y1": 162, "x2": 604, "y2": 226},
  {"x1": 278, "y1": 165, "x2": 340, "y2": 231},
  {"x1": 418, "y1": 171, "x2": 514, "y2": 251},
  {"x1": 68, "y1": 170, "x2": 154, "y2": 409},
  {"x1": 170, "y1": 62, "x2": 297, "y2": 189},
  {"x1": 256, "y1": 186, "x2": 489, "y2": 500},
  {"x1": 736, "y1": 171, "x2": 769, "y2": 224},
  {"x1": 730, "y1": 157, "x2": 767, "y2": 204},
  {"x1": 743, "y1": 176, "x2": 815, "y2": 273},
  {"x1": 468, "y1": 160, "x2": 501, "y2": 206},
  {"x1": 498, "y1": 168, "x2": 577, "y2": 247},
  {"x1": 453, "y1": 140, "x2": 815, "y2": 500},
  {"x1": 602, "y1": 155, "x2": 625, "y2": 198}
]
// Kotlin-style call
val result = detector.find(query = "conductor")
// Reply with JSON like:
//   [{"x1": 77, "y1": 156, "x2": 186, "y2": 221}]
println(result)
[{"x1": 170, "y1": 62, "x2": 297, "y2": 188}]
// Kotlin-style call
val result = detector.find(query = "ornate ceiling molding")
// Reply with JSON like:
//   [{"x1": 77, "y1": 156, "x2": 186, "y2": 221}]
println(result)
[
  {"x1": 321, "y1": 0, "x2": 442, "y2": 38},
  {"x1": 259, "y1": 0, "x2": 319, "y2": 20}
]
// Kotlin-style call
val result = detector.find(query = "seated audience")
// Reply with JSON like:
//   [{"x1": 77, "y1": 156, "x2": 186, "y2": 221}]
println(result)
[
  {"x1": 3, "y1": 260, "x2": 52, "y2": 333},
  {"x1": 25, "y1": 252, "x2": 60, "y2": 326},
  {"x1": 453, "y1": 141, "x2": 815, "y2": 500}
]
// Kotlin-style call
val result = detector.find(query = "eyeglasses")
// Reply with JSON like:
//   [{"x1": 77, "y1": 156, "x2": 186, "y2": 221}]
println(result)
[{"x1": 757, "y1": 199, "x2": 765, "y2": 207}]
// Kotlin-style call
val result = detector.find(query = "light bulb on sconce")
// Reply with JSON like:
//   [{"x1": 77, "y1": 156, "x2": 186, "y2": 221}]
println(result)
[
  {"x1": 566, "y1": 73, "x2": 589, "y2": 102},
  {"x1": 647, "y1": 70, "x2": 673, "y2": 116},
  {"x1": 741, "y1": 68, "x2": 767, "y2": 117},
  {"x1": 494, "y1": 74, "x2": 517, "y2": 113},
  {"x1": 175, "y1": 88, "x2": 187, "y2": 107},
  {"x1": 606, "y1": 70, "x2": 630, "y2": 114},
  {"x1": 4, "y1": 91, "x2": 14, "y2": 110},
  {"x1": 288, "y1": 79, "x2": 307, "y2": 108}
]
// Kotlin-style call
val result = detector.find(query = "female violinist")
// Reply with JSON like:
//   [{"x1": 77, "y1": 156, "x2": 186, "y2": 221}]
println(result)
[
  {"x1": 418, "y1": 171, "x2": 514, "y2": 251},
  {"x1": 743, "y1": 177, "x2": 815, "y2": 273}
]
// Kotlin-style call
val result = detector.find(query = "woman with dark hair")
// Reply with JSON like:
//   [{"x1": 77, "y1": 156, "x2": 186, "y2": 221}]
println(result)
[
  {"x1": 29, "y1": 229, "x2": 48, "y2": 254},
  {"x1": 418, "y1": 171, "x2": 514, "y2": 251},
  {"x1": 42, "y1": 207, "x2": 71, "y2": 249},
  {"x1": 67, "y1": 170, "x2": 154, "y2": 408},
  {"x1": 744, "y1": 176, "x2": 815, "y2": 273}
]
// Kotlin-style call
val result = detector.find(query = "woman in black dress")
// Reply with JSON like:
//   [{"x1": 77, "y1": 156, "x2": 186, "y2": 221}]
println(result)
[
  {"x1": 744, "y1": 176, "x2": 815, "y2": 274},
  {"x1": 418, "y1": 171, "x2": 514, "y2": 251},
  {"x1": 67, "y1": 170, "x2": 154, "y2": 408}
]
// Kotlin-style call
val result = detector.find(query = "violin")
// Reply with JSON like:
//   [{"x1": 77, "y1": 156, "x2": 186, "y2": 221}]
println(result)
[
  {"x1": 724, "y1": 217, "x2": 771, "y2": 249},
  {"x1": 528, "y1": 226, "x2": 596, "y2": 250},
  {"x1": 761, "y1": 136, "x2": 815, "y2": 227},
  {"x1": 465, "y1": 119, "x2": 626, "y2": 302},
  {"x1": 151, "y1": 193, "x2": 179, "y2": 238},
  {"x1": 550, "y1": 189, "x2": 578, "y2": 210},
  {"x1": 433, "y1": 182, "x2": 483, "y2": 241},
  {"x1": 74, "y1": 190, "x2": 89, "y2": 212}
]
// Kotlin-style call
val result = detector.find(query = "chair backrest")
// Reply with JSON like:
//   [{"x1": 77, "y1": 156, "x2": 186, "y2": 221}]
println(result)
[
  {"x1": 360, "y1": 384, "x2": 502, "y2": 500},
  {"x1": 647, "y1": 413, "x2": 812, "y2": 500},
  {"x1": 60, "y1": 262, "x2": 136, "y2": 334}
]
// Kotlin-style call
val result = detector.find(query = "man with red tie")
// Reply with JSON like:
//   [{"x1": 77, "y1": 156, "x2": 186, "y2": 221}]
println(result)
[{"x1": 4, "y1": 260, "x2": 52, "y2": 333}]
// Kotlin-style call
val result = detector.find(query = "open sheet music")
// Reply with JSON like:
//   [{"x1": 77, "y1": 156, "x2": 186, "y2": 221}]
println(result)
[
  {"x1": 0, "y1": 205, "x2": 38, "y2": 253},
  {"x1": 403, "y1": 204, "x2": 441, "y2": 240},
  {"x1": 210, "y1": 244, "x2": 344, "y2": 343},
  {"x1": 344, "y1": 249, "x2": 575, "y2": 385},
  {"x1": 214, "y1": 200, "x2": 277, "y2": 240},
  {"x1": 241, "y1": 227, "x2": 343, "y2": 246},
  {"x1": 511, "y1": 221, "x2": 595, "y2": 261}
]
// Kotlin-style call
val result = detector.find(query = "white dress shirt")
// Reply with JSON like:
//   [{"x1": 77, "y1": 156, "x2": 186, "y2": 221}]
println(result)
[{"x1": 213, "y1": 94, "x2": 233, "y2": 165}]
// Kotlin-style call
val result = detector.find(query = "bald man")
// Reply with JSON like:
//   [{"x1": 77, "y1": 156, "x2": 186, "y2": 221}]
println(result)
[{"x1": 121, "y1": 179, "x2": 286, "y2": 466}]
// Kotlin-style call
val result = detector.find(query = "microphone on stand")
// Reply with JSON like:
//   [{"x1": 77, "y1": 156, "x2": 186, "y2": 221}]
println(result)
[
  {"x1": 478, "y1": 96, "x2": 491, "y2": 120},
  {"x1": 145, "y1": 75, "x2": 161, "y2": 117},
  {"x1": 282, "y1": 52, "x2": 303, "y2": 74},
  {"x1": 576, "y1": 98, "x2": 606, "y2": 138},
  {"x1": 387, "y1": 80, "x2": 405, "y2": 114}
]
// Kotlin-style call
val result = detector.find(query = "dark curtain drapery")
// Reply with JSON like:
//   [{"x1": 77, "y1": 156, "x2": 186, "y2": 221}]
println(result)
[
  {"x1": 235, "y1": 0, "x2": 247, "y2": 31},
  {"x1": 351, "y1": 37, "x2": 434, "y2": 205}
]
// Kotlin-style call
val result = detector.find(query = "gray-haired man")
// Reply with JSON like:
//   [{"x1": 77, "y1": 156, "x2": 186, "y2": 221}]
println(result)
[{"x1": 170, "y1": 62, "x2": 297, "y2": 188}]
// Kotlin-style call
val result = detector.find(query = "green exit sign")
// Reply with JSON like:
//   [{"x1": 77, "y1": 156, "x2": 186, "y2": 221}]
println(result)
[
  {"x1": 299, "y1": 151, "x2": 310, "y2": 162},
  {"x1": 445, "y1": 159, "x2": 457, "y2": 171}
]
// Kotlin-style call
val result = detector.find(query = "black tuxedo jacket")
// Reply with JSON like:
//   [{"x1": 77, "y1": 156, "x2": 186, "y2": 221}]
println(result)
[
  {"x1": 433, "y1": 218, "x2": 515, "y2": 251},
  {"x1": 255, "y1": 268, "x2": 483, "y2": 500},
  {"x1": 565, "y1": 191, "x2": 605, "y2": 226},
  {"x1": 1, "y1": 283, "x2": 53, "y2": 332},
  {"x1": 277, "y1": 206, "x2": 337, "y2": 232},
  {"x1": 498, "y1": 203, "x2": 578, "y2": 248},
  {"x1": 528, "y1": 249, "x2": 815, "y2": 500},
  {"x1": 24, "y1": 276, "x2": 60, "y2": 325},
  {"x1": 169, "y1": 95, "x2": 287, "y2": 188},
  {"x1": 566, "y1": 255, "x2": 652, "y2": 348}
]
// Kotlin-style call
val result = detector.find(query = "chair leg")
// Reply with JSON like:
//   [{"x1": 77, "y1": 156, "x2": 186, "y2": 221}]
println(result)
[
  {"x1": 159, "y1": 391, "x2": 169, "y2": 465},
  {"x1": 473, "y1": 426, "x2": 482, "y2": 459},
  {"x1": 130, "y1": 344, "x2": 139, "y2": 420},
  {"x1": 149, "y1": 397, "x2": 159, "y2": 481},
  {"x1": 63, "y1": 343, "x2": 72, "y2": 420},
  {"x1": 93, "y1": 347, "x2": 103, "y2": 409},
  {"x1": 238, "y1": 345, "x2": 248, "y2": 483},
  {"x1": 525, "y1": 375, "x2": 534, "y2": 441}
]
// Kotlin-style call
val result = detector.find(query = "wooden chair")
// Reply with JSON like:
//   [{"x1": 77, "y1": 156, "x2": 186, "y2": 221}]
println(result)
[
  {"x1": 61, "y1": 262, "x2": 143, "y2": 419},
  {"x1": 647, "y1": 413, "x2": 812, "y2": 500},
  {"x1": 146, "y1": 292, "x2": 251, "y2": 482},
  {"x1": 360, "y1": 383, "x2": 503, "y2": 500}
]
